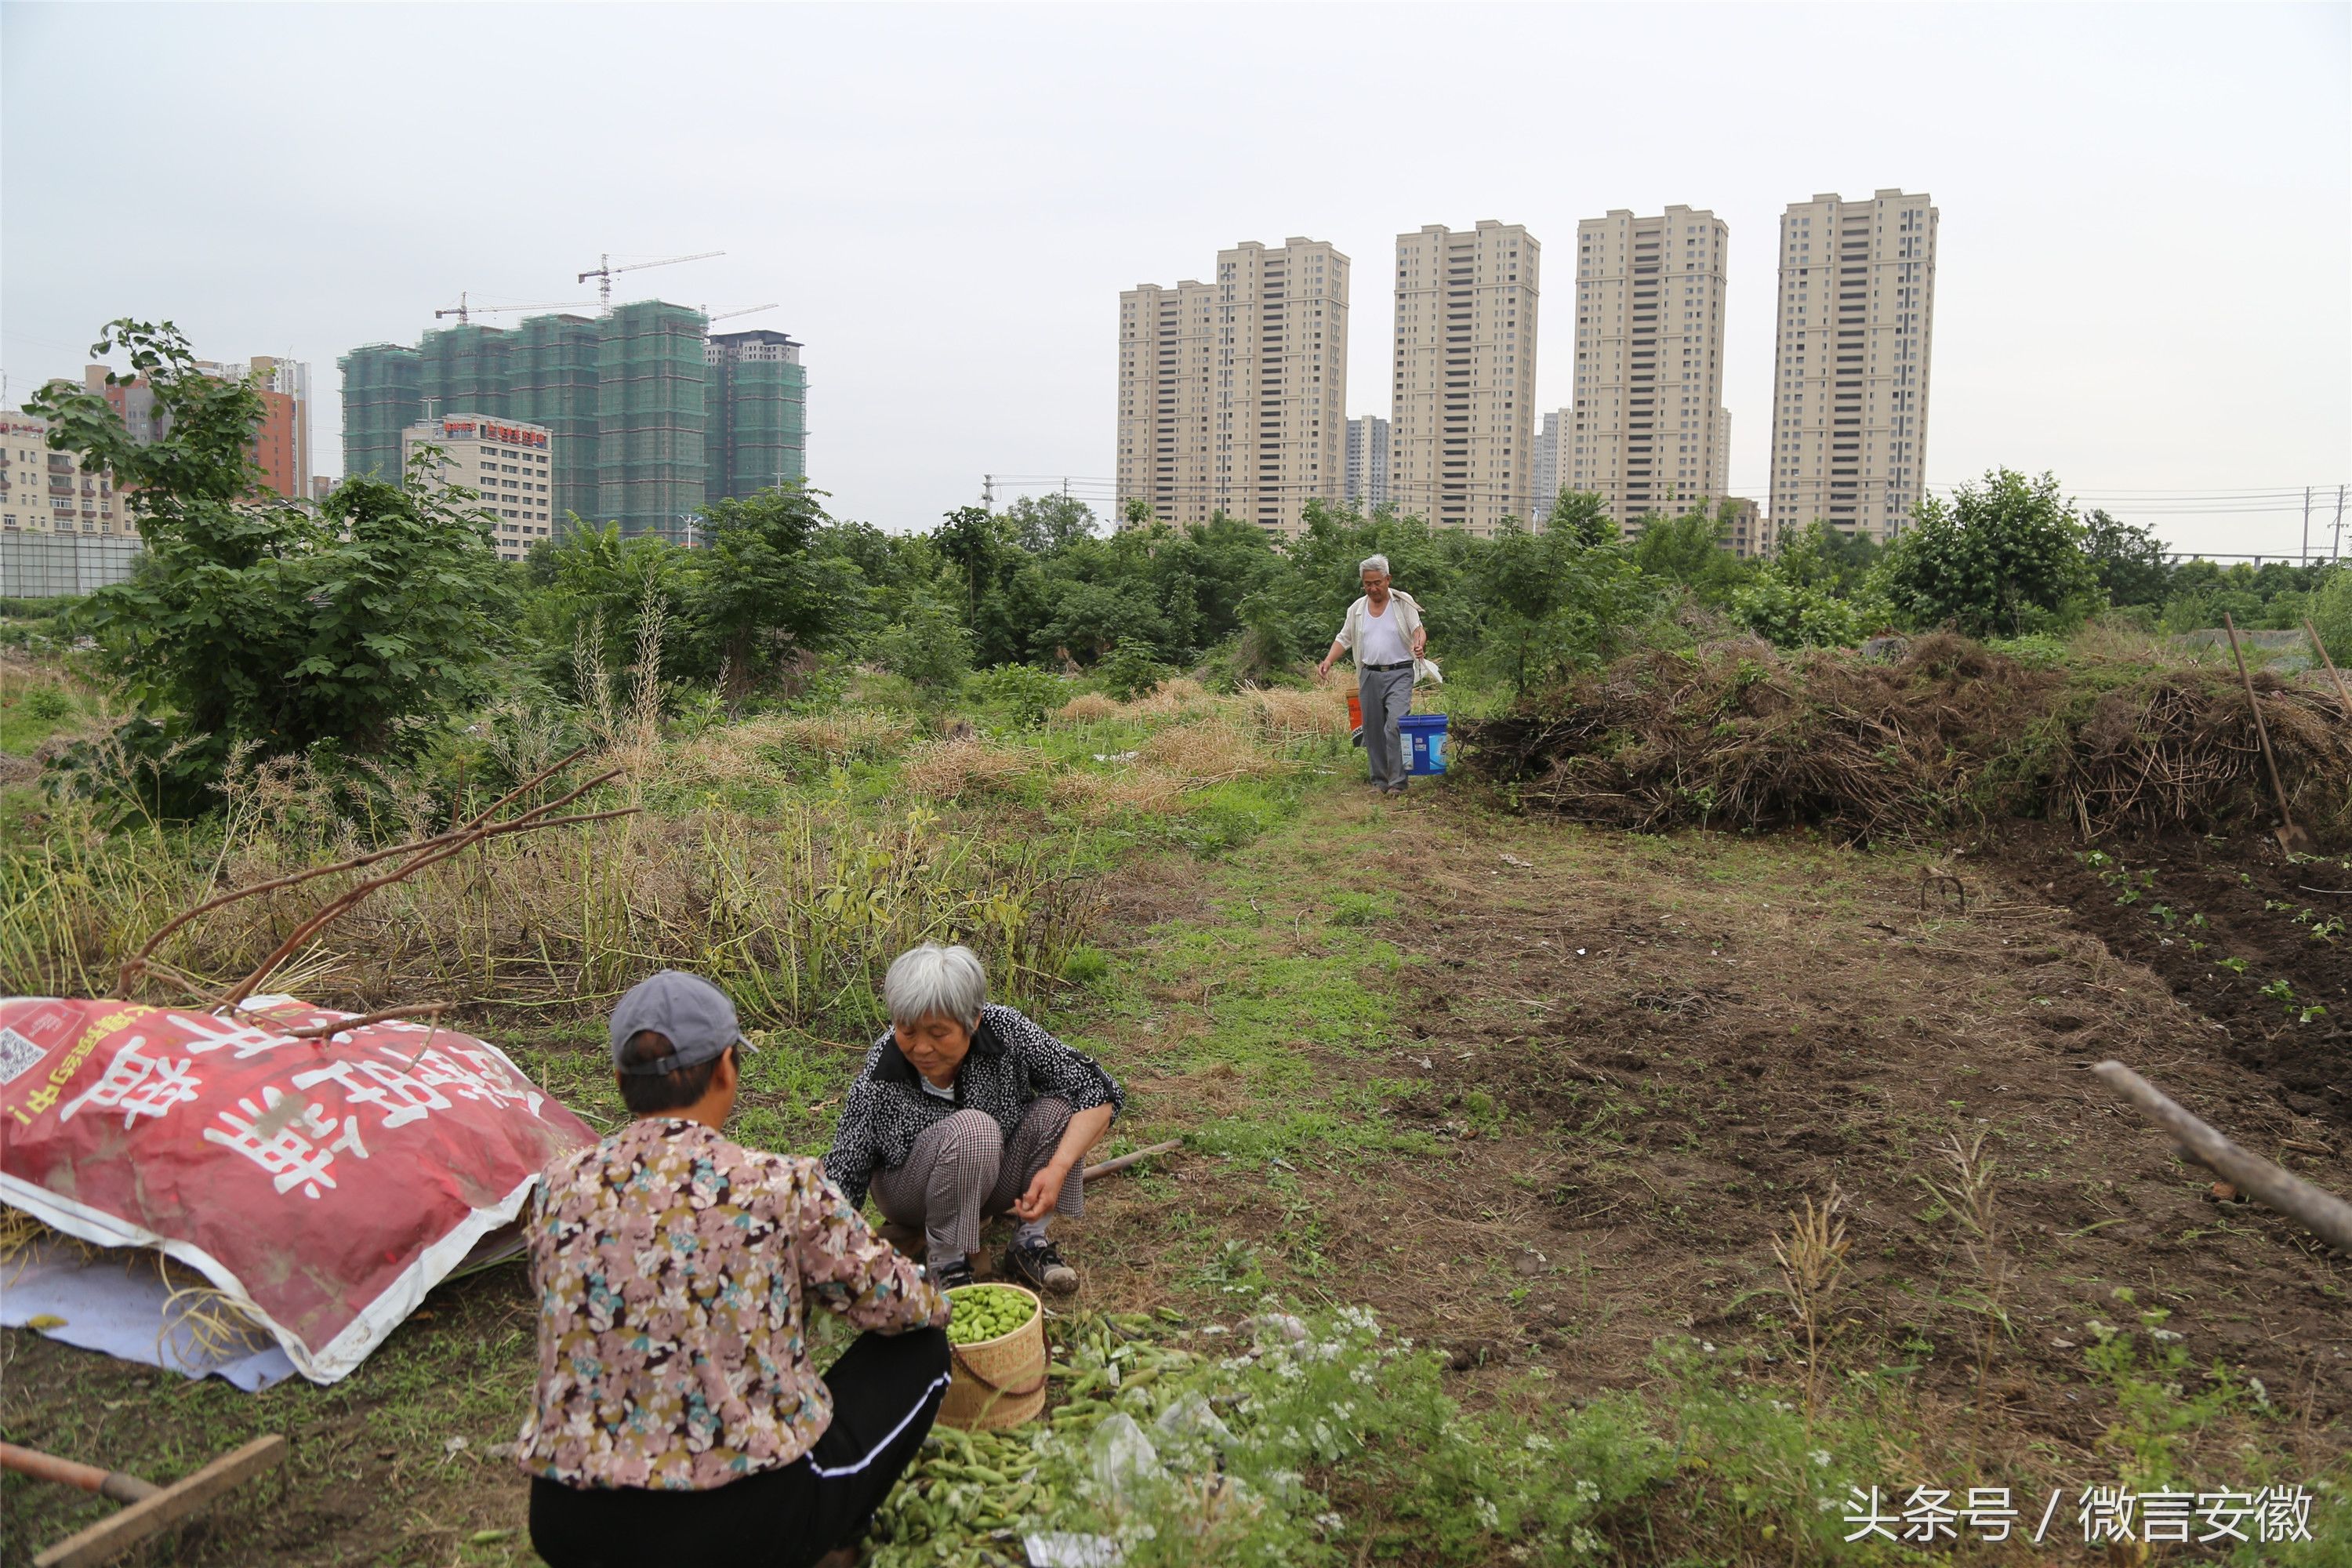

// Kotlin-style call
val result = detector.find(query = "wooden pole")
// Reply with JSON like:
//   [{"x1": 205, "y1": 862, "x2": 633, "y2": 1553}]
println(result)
[
  {"x1": 2223, "y1": 613, "x2": 2312, "y2": 853},
  {"x1": 2092, "y1": 1061, "x2": 2352, "y2": 1253},
  {"x1": 4, "y1": 1435, "x2": 285, "y2": 1568},
  {"x1": 0, "y1": 1444, "x2": 158, "y2": 1504},
  {"x1": 2305, "y1": 618, "x2": 2352, "y2": 714},
  {"x1": 1082, "y1": 1139, "x2": 1182, "y2": 1181}
]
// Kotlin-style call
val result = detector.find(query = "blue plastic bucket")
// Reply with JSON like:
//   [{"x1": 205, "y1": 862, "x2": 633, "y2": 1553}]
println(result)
[{"x1": 1399, "y1": 712, "x2": 1448, "y2": 775}]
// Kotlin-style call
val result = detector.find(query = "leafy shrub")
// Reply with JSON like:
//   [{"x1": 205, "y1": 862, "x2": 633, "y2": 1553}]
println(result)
[
  {"x1": 869, "y1": 591, "x2": 973, "y2": 690},
  {"x1": 967, "y1": 662, "x2": 1068, "y2": 727},
  {"x1": 1099, "y1": 637, "x2": 1169, "y2": 702}
]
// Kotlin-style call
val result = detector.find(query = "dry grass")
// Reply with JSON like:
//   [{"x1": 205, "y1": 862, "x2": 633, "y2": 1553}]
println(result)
[
  {"x1": 1244, "y1": 687, "x2": 1351, "y2": 741},
  {"x1": 897, "y1": 736, "x2": 1040, "y2": 800},
  {"x1": 666, "y1": 710, "x2": 917, "y2": 789},
  {"x1": 1052, "y1": 693, "x2": 1120, "y2": 724},
  {"x1": 1137, "y1": 717, "x2": 1278, "y2": 785},
  {"x1": 1050, "y1": 766, "x2": 1192, "y2": 822},
  {"x1": 1122, "y1": 677, "x2": 1213, "y2": 717}
]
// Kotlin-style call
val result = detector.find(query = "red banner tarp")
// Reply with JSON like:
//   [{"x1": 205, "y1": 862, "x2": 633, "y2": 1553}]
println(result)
[{"x1": 0, "y1": 994, "x2": 594, "y2": 1383}]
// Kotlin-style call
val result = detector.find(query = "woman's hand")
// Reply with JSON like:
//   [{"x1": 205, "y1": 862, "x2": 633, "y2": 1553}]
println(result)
[{"x1": 1011, "y1": 1160, "x2": 1069, "y2": 1221}]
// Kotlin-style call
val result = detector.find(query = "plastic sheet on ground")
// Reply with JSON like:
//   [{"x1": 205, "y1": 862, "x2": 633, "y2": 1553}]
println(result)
[
  {"x1": 0, "y1": 994, "x2": 595, "y2": 1384},
  {"x1": 1, "y1": 1240, "x2": 298, "y2": 1389}
]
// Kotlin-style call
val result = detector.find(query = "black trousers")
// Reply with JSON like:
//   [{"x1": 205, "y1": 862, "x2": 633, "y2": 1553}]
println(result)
[{"x1": 528, "y1": 1327, "x2": 951, "y2": 1568}]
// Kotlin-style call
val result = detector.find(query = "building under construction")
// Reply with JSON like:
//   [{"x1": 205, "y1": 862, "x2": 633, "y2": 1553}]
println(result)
[
  {"x1": 509, "y1": 314, "x2": 603, "y2": 522},
  {"x1": 705, "y1": 330, "x2": 808, "y2": 505},
  {"x1": 336, "y1": 344, "x2": 423, "y2": 484},
  {"x1": 337, "y1": 301, "x2": 806, "y2": 539}
]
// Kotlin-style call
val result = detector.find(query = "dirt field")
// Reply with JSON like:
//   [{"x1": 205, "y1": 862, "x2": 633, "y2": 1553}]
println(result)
[
  {"x1": 3, "y1": 781, "x2": 2346, "y2": 1563},
  {"x1": 1077, "y1": 792, "x2": 2349, "y2": 1472}
]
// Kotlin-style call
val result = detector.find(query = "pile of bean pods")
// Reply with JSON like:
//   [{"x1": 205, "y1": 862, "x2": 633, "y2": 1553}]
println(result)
[{"x1": 867, "y1": 1310, "x2": 1196, "y2": 1566}]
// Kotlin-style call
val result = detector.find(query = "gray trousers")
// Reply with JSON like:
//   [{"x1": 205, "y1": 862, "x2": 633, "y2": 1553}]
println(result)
[
  {"x1": 1358, "y1": 664, "x2": 1414, "y2": 790},
  {"x1": 869, "y1": 1098, "x2": 1083, "y2": 1261}
]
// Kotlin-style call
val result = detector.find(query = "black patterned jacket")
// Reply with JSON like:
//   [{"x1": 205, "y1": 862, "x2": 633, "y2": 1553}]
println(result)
[{"x1": 822, "y1": 1004, "x2": 1124, "y2": 1209}]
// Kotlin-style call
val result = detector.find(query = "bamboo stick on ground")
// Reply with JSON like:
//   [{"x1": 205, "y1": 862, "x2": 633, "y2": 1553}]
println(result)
[
  {"x1": 1083, "y1": 1139, "x2": 1182, "y2": 1181},
  {"x1": 2092, "y1": 1060, "x2": 2352, "y2": 1252}
]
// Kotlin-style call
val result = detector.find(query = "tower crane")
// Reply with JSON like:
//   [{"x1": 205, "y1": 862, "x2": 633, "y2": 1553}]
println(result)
[
  {"x1": 702, "y1": 304, "x2": 781, "y2": 325},
  {"x1": 577, "y1": 250, "x2": 724, "y2": 310},
  {"x1": 435, "y1": 292, "x2": 602, "y2": 324}
]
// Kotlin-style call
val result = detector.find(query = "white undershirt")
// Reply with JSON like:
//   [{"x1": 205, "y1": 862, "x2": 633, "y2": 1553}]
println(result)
[
  {"x1": 1357, "y1": 601, "x2": 1410, "y2": 666},
  {"x1": 920, "y1": 1077, "x2": 955, "y2": 1102}
]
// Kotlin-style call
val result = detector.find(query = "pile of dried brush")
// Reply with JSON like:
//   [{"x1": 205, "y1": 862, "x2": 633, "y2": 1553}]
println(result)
[{"x1": 1458, "y1": 634, "x2": 2352, "y2": 846}]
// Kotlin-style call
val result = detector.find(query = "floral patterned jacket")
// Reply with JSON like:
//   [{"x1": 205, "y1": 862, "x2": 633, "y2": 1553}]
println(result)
[{"x1": 516, "y1": 1116, "x2": 947, "y2": 1491}]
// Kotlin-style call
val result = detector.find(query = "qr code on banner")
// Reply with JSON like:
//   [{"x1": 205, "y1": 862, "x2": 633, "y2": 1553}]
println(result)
[{"x1": 0, "y1": 1027, "x2": 46, "y2": 1086}]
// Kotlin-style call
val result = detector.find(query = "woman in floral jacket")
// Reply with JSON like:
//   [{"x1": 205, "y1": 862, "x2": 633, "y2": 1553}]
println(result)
[
  {"x1": 519, "y1": 970, "x2": 950, "y2": 1568},
  {"x1": 826, "y1": 943, "x2": 1125, "y2": 1294}
]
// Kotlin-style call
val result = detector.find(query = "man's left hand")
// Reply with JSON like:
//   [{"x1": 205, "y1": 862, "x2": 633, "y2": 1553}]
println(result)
[{"x1": 1011, "y1": 1162, "x2": 1067, "y2": 1221}]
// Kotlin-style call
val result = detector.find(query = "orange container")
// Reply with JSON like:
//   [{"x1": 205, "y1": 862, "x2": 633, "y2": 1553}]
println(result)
[{"x1": 1346, "y1": 691, "x2": 1363, "y2": 734}]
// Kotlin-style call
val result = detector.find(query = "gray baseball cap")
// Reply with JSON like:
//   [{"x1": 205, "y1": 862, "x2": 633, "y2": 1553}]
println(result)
[{"x1": 609, "y1": 971, "x2": 752, "y2": 1075}]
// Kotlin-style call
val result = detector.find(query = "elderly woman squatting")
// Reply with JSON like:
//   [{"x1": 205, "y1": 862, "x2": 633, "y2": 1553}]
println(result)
[{"x1": 825, "y1": 944, "x2": 1123, "y2": 1294}]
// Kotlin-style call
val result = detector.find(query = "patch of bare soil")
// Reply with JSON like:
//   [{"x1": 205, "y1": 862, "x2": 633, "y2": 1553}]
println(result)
[
  {"x1": 1082, "y1": 789, "x2": 2350, "y2": 1489},
  {"x1": 1994, "y1": 825, "x2": 2350, "y2": 1127}
]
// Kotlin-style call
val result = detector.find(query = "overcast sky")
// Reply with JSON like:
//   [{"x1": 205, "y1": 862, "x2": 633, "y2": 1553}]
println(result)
[{"x1": 4, "y1": 2, "x2": 2347, "y2": 556}]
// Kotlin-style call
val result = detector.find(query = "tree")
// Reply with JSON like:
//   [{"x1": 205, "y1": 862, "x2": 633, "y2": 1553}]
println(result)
[
  {"x1": 1876, "y1": 469, "x2": 2097, "y2": 638},
  {"x1": 29, "y1": 321, "x2": 506, "y2": 793},
  {"x1": 870, "y1": 590, "x2": 972, "y2": 689},
  {"x1": 2080, "y1": 507, "x2": 2172, "y2": 609},
  {"x1": 686, "y1": 483, "x2": 869, "y2": 692},
  {"x1": 1468, "y1": 519, "x2": 1653, "y2": 690},
  {"x1": 1547, "y1": 489, "x2": 1614, "y2": 548},
  {"x1": 1002, "y1": 493, "x2": 1098, "y2": 554},
  {"x1": 1628, "y1": 503, "x2": 1749, "y2": 607}
]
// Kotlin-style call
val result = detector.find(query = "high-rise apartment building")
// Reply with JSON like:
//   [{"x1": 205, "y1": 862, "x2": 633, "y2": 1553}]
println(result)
[
  {"x1": 1530, "y1": 410, "x2": 1561, "y2": 521},
  {"x1": 401, "y1": 413, "x2": 556, "y2": 562},
  {"x1": 1345, "y1": 414, "x2": 1389, "y2": 510},
  {"x1": 1117, "y1": 237, "x2": 1348, "y2": 535},
  {"x1": 1566, "y1": 207, "x2": 1729, "y2": 532},
  {"x1": 1768, "y1": 190, "x2": 1937, "y2": 540},
  {"x1": 1391, "y1": 221, "x2": 1538, "y2": 535},
  {"x1": 706, "y1": 329, "x2": 809, "y2": 504},
  {"x1": 1116, "y1": 279, "x2": 1214, "y2": 527}
]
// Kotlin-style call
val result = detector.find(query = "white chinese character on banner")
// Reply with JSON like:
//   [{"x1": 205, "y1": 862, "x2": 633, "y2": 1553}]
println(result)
[
  {"x1": 59, "y1": 1037, "x2": 203, "y2": 1127},
  {"x1": 1842, "y1": 1486, "x2": 1900, "y2": 1544},
  {"x1": 292, "y1": 1054, "x2": 455, "y2": 1130},
  {"x1": 1900, "y1": 1486, "x2": 1958, "y2": 1543},
  {"x1": 165, "y1": 1012, "x2": 299, "y2": 1061},
  {"x1": 201, "y1": 1087, "x2": 369, "y2": 1199},
  {"x1": 409, "y1": 1045, "x2": 543, "y2": 1119},
  {"x1": 2078, "y1": 1486, "x2": 2136, "y2": 1545},
  {"x1": 2255, "y1": 1486, "x2": 2314, "y2": 1544},
  {"x1": 2195, "y1": 1490, "x2": 2256, "y2": 1544},
  {"x1": 2138, "y1": 1490, "x2": 2195, "y2": 1544},
  {"x1": 1963, "y1": 1487, "x2": 2016, "y2": 1541}
]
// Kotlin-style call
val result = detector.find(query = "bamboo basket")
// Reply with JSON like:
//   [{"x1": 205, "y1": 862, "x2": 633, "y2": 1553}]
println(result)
[{"x1": 938, "y1": 1283, "x2": 1047, "y2": 1431}]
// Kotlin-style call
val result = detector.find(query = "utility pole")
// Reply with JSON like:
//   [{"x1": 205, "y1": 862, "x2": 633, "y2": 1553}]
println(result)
[
  {"x1": 2333, "y1": 484, "x2": 2347, "y2": 561},
  {"x1": 982, "y1": 474, "x2": 993, "y2": 513},
  {"x1": 2303, "y1": 485, "x2": 2312, "y2": 565}
]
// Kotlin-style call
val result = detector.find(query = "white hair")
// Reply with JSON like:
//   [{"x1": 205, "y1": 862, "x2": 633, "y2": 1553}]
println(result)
[
  {"x1": 884, "y1": 942, "x2": 988, "y2": 1029},
  {"x1": 1359, "y1": 554, "x2": 1390, "y2": 577}
]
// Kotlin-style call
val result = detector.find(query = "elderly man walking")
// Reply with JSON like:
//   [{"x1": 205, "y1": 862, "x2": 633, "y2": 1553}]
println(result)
[{"x1": 1317, "y1": 554, "x2": 1426, "y2": 796}]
